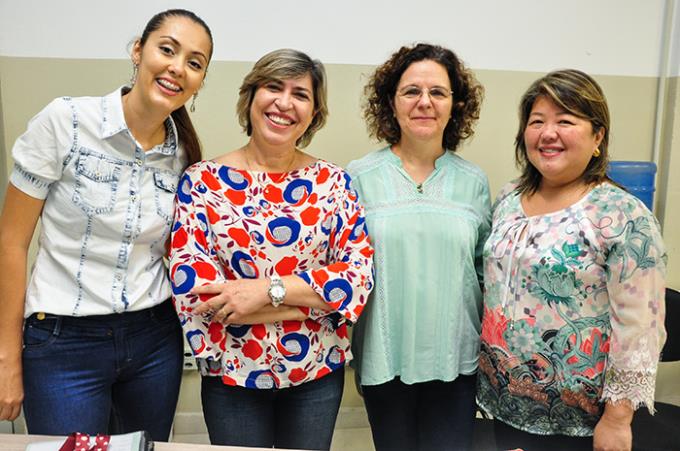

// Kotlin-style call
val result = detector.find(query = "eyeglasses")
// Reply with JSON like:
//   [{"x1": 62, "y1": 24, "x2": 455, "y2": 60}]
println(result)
[{"x1": 397, "y1": 86, "x2": 453, "y2": 101}]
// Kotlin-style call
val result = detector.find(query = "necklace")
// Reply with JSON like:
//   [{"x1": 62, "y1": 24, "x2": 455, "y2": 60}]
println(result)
[{"x1": 242, "y1": 145, "x2": 297, "y2": 190}]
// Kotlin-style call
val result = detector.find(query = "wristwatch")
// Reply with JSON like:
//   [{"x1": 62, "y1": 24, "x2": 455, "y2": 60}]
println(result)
[{"x1": 268, "y1": 274, "x2": 286, "y2": 307}]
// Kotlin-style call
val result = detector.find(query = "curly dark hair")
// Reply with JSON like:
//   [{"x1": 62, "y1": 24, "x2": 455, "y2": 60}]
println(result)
[
  {"x1": 515, "y1": 69, "x2": 611, "y2": 195},
  {"x1": 363, "y1": 43, "x2": 483, "y2": 151}
]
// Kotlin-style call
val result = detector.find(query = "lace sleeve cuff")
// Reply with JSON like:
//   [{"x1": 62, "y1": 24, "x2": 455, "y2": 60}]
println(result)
[{"x1": 602, "y1": 367, "x2": 657, "y2": 414}]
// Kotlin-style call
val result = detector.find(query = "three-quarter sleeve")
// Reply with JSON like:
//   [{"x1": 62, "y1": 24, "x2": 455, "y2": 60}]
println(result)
[
  {"x1": 602, "y1": 199, "x2": 667, "y2": 412},
  {"x1": 297, "y1": 173, "x2": 374, "y2": 323},
  {"x1": 11, "y1": 98, "x2": 75, "y2": 199},
  {"x1": 169, "y1": 167, "x2": 228, "y2": 359}
]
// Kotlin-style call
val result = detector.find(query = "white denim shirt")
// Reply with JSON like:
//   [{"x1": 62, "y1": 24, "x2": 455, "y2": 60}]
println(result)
[{"x1": 11, "y1": 87, "x2": 187, "y2": 317}]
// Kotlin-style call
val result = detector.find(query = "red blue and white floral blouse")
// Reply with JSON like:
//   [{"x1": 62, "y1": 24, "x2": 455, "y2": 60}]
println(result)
[
  {"x1": 477, "y1": 182, "x2": 666, "y2": 436},
  {"x1": 170, "y1": 159, "x2": 374, "y2": 389}
]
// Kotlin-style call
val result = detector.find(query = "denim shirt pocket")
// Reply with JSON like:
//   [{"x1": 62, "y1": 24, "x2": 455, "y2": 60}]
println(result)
[
  {"x1": 72, "y1": 150, "x2": 121, "y2": 216},
  {"x1": 153, "y1": 170, "x2": 179, "y2": 225}
]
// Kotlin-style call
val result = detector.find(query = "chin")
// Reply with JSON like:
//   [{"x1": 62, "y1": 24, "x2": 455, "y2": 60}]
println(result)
[
  {"x1": 260, "y1": 132, "x2": 299, "y2": 148},
  {"x1": 405, "y1": 129, "x2": 438, "y2": 140},
  {"x1": 149, "y1": 99, "x2": 180, "y2": 114}
]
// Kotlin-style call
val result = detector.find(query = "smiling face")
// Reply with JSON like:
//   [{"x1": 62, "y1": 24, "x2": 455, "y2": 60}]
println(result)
[
  {"x1": 524, "y1": 96, "x2": 604, "y2": 189},
  {"x1": 248, "y1": 75, "x2": 315, "y2": 150},
  {"x1": 131, "y1": 16, "x2": 211, "y2": 115},
  {"x1": 393, "y1": 59, "x2": 453, "y2": 145}
]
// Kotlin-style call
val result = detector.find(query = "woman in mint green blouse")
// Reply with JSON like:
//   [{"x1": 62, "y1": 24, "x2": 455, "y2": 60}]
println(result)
[{"x1": 347, "y1": 43, "x2": 491, "y2": 451}]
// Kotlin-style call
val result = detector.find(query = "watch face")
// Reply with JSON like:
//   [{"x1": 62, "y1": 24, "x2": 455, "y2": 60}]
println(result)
[{"x1": 271, "y1": 285, "x2": 286, "y2": 299}]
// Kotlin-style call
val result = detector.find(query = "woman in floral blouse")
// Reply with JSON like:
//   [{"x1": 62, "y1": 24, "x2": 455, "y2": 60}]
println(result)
[
  {"x1": 169, "y1": 48, "x2": 373, "y2": 450},
  {"x1": 477, "y1": 69, "x2": 666, "y2": 451}
]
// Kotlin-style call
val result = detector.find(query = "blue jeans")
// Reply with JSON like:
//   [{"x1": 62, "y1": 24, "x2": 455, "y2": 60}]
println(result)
[
  {"x1": 201, "y1": 367, "x2": 345, "y2": 450},
  {"x1": 362, "y1": 375, "x2": 477, "y2": 451},
  {"x1": 22, "y1": 300, "x2": 183, "y2": 441}
]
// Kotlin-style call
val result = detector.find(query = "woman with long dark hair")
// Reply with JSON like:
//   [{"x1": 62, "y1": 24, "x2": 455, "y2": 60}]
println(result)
[{"x1": 0, "y1": 9, "x2": 213, "y2": 440}]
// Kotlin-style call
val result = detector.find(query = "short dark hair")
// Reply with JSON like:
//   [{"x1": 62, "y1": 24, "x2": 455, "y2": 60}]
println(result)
[
  {"x1": 515, "y1": 69, "x2": 611, "y2": 195},
  {"x1": 236, "y1": 49, "x2": 328, "y2": 148},
  {"x1": 363, "y1": 43, "x2": 483, "y2": 151}
]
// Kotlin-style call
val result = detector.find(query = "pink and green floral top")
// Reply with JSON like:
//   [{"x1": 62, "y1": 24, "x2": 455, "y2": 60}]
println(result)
[{"x1": 477, "y1": 181, "x2": 666, "y2": 436}]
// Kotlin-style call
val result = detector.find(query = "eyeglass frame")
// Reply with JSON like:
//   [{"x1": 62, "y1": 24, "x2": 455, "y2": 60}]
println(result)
[{"x1": 396, "y1": 85, "x2": 454, "y2": 101}]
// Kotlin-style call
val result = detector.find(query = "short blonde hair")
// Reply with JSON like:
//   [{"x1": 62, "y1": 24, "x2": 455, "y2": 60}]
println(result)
[{"x1": 236, "y1": 49, "x2": 328, "y2": 148}]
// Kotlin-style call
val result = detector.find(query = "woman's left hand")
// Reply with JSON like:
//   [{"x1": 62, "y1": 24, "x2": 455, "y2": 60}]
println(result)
[
  {"x1": 593, "y1": 402, "x2": 633, "y2": 451},
  {"x1": 192, "y1": 279, "x2": 270, "y2": 323}
]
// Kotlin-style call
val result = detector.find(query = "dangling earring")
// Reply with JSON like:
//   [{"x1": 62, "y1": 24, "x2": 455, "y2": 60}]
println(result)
[
  {"x1": 129, "y1": 64, "x2": 138, "y2": 87},
  {"x1": 190, "y1": 93, "x2": 198, "y2": 113},
  {"x1": 593, "y1": 148, "x2": 601, "y2": 157}
]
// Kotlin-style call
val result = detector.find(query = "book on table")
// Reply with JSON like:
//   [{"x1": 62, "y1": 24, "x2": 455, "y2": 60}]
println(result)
[{"x1": 24, "y1": 430, "x2": 153, "y2": 451}]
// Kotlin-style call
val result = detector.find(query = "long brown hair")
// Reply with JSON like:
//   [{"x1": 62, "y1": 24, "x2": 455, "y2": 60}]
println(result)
[{"x1": 137, "y1": 9, "x2": 213, "y2": 166}]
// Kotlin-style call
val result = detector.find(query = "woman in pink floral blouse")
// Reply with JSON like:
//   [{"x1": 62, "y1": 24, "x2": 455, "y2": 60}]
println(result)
[
  {"x1": 477, "y1": 69, "x2": 666, "y2": 451},
  {"x1": 169, "y1": 49, "x2": 374, "y2": 450}
]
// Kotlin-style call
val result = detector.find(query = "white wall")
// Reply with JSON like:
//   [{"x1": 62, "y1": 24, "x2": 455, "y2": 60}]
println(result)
[
  {"x1": 671, "y1": 0, "x2": 680, "y2": 76},
  {"x1": 0, "y1": 0, "x2": 668, "y2": 75}
]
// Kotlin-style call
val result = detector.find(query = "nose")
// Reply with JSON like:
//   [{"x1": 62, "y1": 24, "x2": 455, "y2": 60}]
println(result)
[
  {"x1": 168, "y1": 57, "x2": 185, "y2": 78},
  {"x1": 416, "y1": 90, "x2": 433, "y2": 107},
  {"x1": 540, "y1": 123, "x2": 558, "y2": 140},
  {"x1": 275, "y1": 89, "x2": 293, "y2": 110}
]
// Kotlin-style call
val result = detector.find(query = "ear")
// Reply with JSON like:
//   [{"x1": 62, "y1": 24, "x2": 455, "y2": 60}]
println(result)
[
  {"x1": 309, "y1": 108, "x2": 320, "y2": 127},
  {"x1": 131, "y1": 39, "x2": 142, "y2": 66},
  {"x1": 594, "y1": 126, "x2": 605, "y2": 148}
]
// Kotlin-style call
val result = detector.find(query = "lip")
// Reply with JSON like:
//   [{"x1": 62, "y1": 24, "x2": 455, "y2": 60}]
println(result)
[
  {"x1": 536, "y1": 146, "x2": 564, "y2": 158},
  {"x1": 265, "y1": 112, "x2": 295, "y2": 128},
  {"x1": 155, "y1": 77, "x2": 183, "y2": 96}
]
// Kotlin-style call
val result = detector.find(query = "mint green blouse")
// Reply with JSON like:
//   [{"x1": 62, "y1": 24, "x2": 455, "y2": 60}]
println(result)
[{"x1": 347, "y1": 147, "x2": 491, "y2": 386}]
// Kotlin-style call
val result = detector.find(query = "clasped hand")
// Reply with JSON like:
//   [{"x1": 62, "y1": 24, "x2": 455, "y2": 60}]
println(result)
[{"x1": 191, "y1": 279, "x2": 270, "y2": 325}]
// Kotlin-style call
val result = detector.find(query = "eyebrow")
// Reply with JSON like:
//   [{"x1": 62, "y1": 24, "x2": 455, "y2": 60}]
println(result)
[
  {"x1": 293, "y1": 86, "x2": 312, "y2": 94},
  {"x1": 268, "y1": 79, "x2": 312, "y2": 94},
  {"x1": 529, "y1": 109, "x2": 573, "y2": 116},
  {"x1": 160, "y1": 35, "x2": 208, "y2": 61},
  {"x1": 398, "y1": 84, "x2": 451, "y2": 89}
]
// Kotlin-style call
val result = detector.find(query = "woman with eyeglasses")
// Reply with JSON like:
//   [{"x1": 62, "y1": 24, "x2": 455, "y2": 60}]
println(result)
[
  {"x1": 347, "y1": 43, "x2": 490, "y2": 451},
  {"x1": 169, "y1": 48, "x2": 374, "y2": 450}
]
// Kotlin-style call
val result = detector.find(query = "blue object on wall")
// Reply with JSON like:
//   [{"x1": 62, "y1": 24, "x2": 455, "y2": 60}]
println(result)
[{"x1": 607, "y1": 161, "x2": 656, "y2": 210}]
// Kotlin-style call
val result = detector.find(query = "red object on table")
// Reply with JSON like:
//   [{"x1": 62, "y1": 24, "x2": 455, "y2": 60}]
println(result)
[{"x1": 59, "y1": 432, "x2": 111, "y2": 451}]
